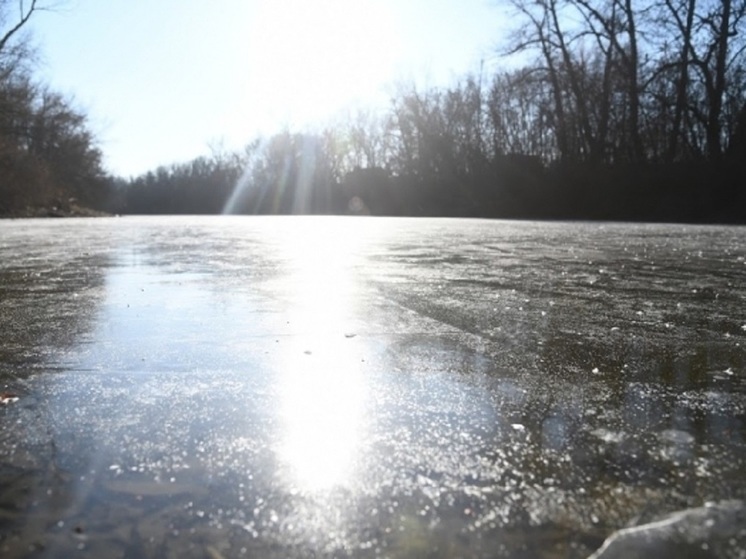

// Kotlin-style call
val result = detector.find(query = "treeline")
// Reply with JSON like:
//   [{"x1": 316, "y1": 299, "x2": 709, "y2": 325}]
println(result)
[
  {"x1": 117, "y1": 0, "x2": 746, "y2": 222},
  {"x1": 0, "y1": 2, "x2": 108, "y2": 217},
  {"x1": 3, "y1": 1, "x2": 746, "y2": 222}
]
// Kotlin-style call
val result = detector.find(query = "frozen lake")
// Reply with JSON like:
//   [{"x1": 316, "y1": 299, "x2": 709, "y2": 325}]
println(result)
[{"x1": 0, "y1": 216, "x2": 745, "y2": 558}]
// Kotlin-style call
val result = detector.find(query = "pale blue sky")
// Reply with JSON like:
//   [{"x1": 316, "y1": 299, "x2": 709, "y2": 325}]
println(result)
[{"x1": 29, "y1": 1, "x2": 508, "y2": 177}]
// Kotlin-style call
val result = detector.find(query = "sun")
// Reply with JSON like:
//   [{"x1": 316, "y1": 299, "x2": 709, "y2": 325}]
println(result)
[{"x1": 244, "y1": 0, "x2": 401, "y2": 129}]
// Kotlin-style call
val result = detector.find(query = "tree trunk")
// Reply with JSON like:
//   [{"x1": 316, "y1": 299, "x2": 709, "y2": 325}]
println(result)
[
  {"x1": 707, "y1": 0, "x2": 733, "y2": 160},
  {"x1": 667, "y1": 0, "x2": 696, "y2": 161}
]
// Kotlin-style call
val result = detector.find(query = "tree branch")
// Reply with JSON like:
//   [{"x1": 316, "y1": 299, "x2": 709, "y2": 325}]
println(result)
[{"x1": 0, "y1": 0, "x2": 37, "y2": 53}]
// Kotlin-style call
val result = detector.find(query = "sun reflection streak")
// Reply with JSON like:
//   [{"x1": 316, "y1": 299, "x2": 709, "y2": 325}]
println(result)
[
  {"x1": 278, "y1": 353, "x2": 364, "y2": 491},
  {"x1": 275, "y1": 220, "x2": 368, "y2": 492}
]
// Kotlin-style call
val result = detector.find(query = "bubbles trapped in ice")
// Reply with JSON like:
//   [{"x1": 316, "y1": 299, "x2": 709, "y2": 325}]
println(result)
[
  {"x1": 660, "y1": 429, "x2": 695, "y2": 445},
  {"x1": 708, "y1": 367, "x2": 736, "y2": 381}
]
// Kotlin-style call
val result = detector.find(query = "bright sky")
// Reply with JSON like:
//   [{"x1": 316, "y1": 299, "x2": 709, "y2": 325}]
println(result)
[{"x1": 30, "y1": 0, "x2": 507, "y2": 178}]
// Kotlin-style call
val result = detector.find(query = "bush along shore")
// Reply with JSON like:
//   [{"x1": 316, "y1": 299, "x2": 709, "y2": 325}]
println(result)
[{"x1": 2, "y1": 199, "x2": 111, "y2": 219}]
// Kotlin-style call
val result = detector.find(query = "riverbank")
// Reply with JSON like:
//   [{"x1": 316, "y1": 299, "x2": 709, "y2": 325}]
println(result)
[{"x1": 0, "y1": 200, "x2": 111, "y2": 218}]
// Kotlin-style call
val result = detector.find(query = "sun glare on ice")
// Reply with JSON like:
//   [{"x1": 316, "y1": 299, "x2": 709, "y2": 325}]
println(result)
[{"x1": 274, "y1": 219, "x2": 372, "y2": 492}]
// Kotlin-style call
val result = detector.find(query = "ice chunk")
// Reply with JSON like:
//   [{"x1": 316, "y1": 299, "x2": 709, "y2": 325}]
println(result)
[{"x1": 589, "y1": 500, "x2": 746, "y2": 559}]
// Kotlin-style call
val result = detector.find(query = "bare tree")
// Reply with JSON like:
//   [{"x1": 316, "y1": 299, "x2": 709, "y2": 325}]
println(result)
[
  {"x1": 504, "y1": 0, "x2": 574, "y2": 159},
  {"x1": 0, "y1": 1, "x2": 47, "y2": 54},
  {"x1": 657, "y1": 0, "x2": 746, "y2": 159},
  {"x1": 659, "y1": 0, "x2": 698, "y2": 160}
]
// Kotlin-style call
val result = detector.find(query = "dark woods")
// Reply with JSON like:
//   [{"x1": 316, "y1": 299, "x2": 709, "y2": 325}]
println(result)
[
  {"x1": 3, "y1": 0, "x2": 746, "y2": 222},
  {"x1": 0, "y1": 1, "x2": 107, "y2": 217}
]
